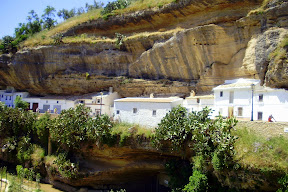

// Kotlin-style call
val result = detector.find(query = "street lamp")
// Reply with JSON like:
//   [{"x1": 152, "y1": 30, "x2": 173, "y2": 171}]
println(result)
[{"x1": 251, "y1": 84, "x2": 255, "y2": 121}]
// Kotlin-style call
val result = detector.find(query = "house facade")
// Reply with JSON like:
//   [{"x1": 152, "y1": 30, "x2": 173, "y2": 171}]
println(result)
[
  {"x1": 183, "y1": 92, "x2": 215, "y2": 116},
  {"x1": 75, "y1": 90, "x2": 120, "y2": 117},
  {"x1": 0, "y1": 87, "x2": 29, "y2": 108},
  {"x1": 213, "y1": 79, "x2": 288, "y2": 122},
  {"x1": 114, "y1": 97, "x2": 183, "y2": 128},
  {"x1": 22, "y1": 89, "x2": 119, "y2": 117}
]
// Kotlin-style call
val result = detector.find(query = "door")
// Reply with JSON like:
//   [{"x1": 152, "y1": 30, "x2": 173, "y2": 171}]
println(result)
[
  {"x1": 228, "y1": 107, "x2": 234, "y2": 118},
  {"x1": 32, "y1": 103, "x2": 38, "y2": 112}
]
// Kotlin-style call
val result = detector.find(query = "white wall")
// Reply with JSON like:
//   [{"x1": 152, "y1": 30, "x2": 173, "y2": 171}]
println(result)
[{"x1": 114, "y1": 100, "x2": 183, "y2": 128}]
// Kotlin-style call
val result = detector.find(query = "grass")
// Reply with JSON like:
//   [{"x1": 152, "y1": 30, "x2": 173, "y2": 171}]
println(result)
[
  {"x1": 116, "y1": 0, "x2": 175, "y2": 14},
  {"x1": 21, "y1": 0, "x2": 177, "y2": 48},
  {"x1": 233, "y1": 127, "x2": 288, "y2": 171},
  {"x1": 112, "y1": 122, "x2": 155, "y2": 145},
  {"x1": 31, "y1": 145, "x2": 45, "y2": 167}
]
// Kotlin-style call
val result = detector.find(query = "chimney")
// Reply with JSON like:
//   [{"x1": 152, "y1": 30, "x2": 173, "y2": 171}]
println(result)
[
  {"x1": 190, "y1": 90, "x2": 195, "y2": 97},
  {"x1": 109, "y1": 87, "x2": 113, "y2": 95},
  {"x1": 150, "y1": 93, "x2": 154, "y2": 98}
]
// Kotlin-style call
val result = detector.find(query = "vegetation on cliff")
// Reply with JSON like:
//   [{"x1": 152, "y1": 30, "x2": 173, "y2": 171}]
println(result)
[{"x1": 1, "y1": 103, "x2": 288, "y2": 191}]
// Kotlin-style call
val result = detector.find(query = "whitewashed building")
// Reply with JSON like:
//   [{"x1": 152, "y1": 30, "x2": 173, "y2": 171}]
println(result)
[
  {"x1": 183, "y1": 92, "x2": 215, "y2": 116},
  {"x1": 213, "y1": 79, "x2": 288, "y2": 122},
  {"x1": 23, "y1": 96, "x2": 75, "y2": 113},
  {"x1": 0, "y1": 87, "x2": 29, "y2": 108},
  {"x1": 22, "y1": 89, "x2": 119, "y2": 117},
  {"x1": 74, "y1": 90, "x2": 120, "y2": 117},
  {"x1": 114, "y1": 97, "x2": 183, "y2": 128}
]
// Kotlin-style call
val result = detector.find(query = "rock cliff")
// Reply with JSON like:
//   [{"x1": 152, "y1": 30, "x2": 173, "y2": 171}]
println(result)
[{"x1": 0, "y1": 0, "x2": 287, "y2": 96}]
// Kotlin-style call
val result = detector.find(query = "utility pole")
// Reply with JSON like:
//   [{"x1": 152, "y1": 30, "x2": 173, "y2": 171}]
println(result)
[{"x1": 251, "y1": 84, "x2": 255, "y2": 121}]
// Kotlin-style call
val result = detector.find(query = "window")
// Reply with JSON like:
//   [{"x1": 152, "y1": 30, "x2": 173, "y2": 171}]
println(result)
[
  {"x1": 197, "y1": 98, "x2": 200, "y2": 104},
  {"x1": 57, "y1": 101, "x2": 59, "y2": 103},
  {"x1": 259, "y1": 94, "x2": 263, "y2": 102},
  {"x1": 229, "y1": 91, "x2": 234, "y2": 104},
  {"x1": 258, "y1": 112, "x2": 263, "y2": 120},
  {"x1": 5, "y1": 96, "x2": 7, "y2": 100},
  {"x1": 1, "y1": 95, "x2": 3, "y2": 98},
  {"x1": 220, "y1": 91, "x2": 223, "y2": 97},
  {"x1": 116, "y1": 110, "x2": 120, "y2": 115},
  {"x1": 152, "y1": 110, "x2": 156, "y2": 116},
  {"x1": 97, "y1": 99, "x2": 101, "y2": 104},
  {"x1": 133, "y1": 108, "x2": 137, "y2": 114},
  {"x1": 9, "y1": 96, "x2": 11, "y2": 100},
  {"x1": 96, "y1": 111, "x2": 100, "y2": 116},
  {"x1": 46, "y1": 100, "x2": 48, "y2": 103},
  {"x1": 20, "y1": 95, "x2": 22, "y2": 97},
  {"x1": 238, "y1": 107, "x2": 243, "y2": 116}
]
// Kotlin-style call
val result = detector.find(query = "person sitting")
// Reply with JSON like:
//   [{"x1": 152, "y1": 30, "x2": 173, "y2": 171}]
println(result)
[{"x1": 268, "y1": 115, "x2": 275, "y2": 122}]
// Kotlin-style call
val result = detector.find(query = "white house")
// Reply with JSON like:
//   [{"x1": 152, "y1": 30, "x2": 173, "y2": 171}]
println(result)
[
  {"x1": 73, "y1": 89, "x2": 120, "y2": 117},
  {"x1": 114, "y1": 97, "x2": 183, "y2": 128},
  {"x1": 213, "y1": 79, "x2": 288, "y2": 122},
  {"x1": 23, "y1": 96, "x2": 75, "y2": 113},
  {"x1": 183, "y1": 92, "x2": 215, "y2": 116},
  {"x1": 0, "y1": 87, "x2": 29, "y2": 108},
  {"x1": 22, "y1": 88, "x2": 119, "y2": 117}
]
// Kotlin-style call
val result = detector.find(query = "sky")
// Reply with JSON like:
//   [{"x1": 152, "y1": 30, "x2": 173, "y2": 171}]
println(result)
[{"x1": 0, "y1": 0, "x2": 110, "y2": 39}]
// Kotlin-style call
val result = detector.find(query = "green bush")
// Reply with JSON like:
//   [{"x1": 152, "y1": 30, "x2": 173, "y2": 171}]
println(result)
[
  {"x1": 50, "y1": 104, "x2": 113, "y2": 150},
  {"x1": 53, "y1": 153, "x2": 79, "y2": 179},
  {"x1": 154, "y1": 105, "x2": 189, "y2": 151},
  {"x1": 34, "y1": 112, "x2": 51, "y2": 151},
  {"x1": 183, "y1": 170, "x2": 208, "y2": 192},
  {"x1": 101, "y1": 0, "x2": 131, "y2": 15}
]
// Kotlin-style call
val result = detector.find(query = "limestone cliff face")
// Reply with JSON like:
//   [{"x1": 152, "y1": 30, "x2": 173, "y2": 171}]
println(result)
[{"x1": 0, "y1": 0, "x2": 287, "y2": 96}]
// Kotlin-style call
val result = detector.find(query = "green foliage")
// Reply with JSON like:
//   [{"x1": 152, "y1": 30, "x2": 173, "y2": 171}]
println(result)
[
  {"x1": 17, "y1": 136, "x2": 34, "y2": 163},
  {"x1": 115, "y1": 33, "x2": 126, "y2": 48},
  {"x1": 277, "y1": 174, "x2": 288, "y2": 192},
  {"x1": 154, "y1": 105, "x2": 189, "y2": 151},
  {"x1": 34, "y1": 112, "x2": 51, "y2": 150},
  {"x1": 0, "y1": 105, "x2": 37, "y2": 137},
  {"x1": 183, "y1": 170, "x2": 208, "y2": 192},
  {"x1": 42, "y1": 6, "x2": 57, "y2": 29},
  {"x1": 57, "y1": 8, "x2": 76, "y2": 20},
  {"x1": 14, "y1": 96, "x2": 29, "y2": 109},
  {"x1": 0, "y1": 35, "x2": 16, "y2": 54},
  {"x1": 53, "y1": 153, "x2": 79, "y2": 179},
  {"x1": 165, "y1": 159, "x2": 192, "y2": 191},
  {"x1": 50, "y1": 104, "x2": 113, "y2": 150},
  {"x1": 52, "y1": 33, "x2": 63, "y2": 45},
  {"x1": 155, "y1": 106, "x2": 238, "y2": 191},
  {"x1": 101, "y1": 0, "x2": 131, "y2": 15}
]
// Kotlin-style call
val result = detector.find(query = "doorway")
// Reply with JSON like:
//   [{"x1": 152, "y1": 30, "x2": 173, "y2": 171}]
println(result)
[
  {"x1": 32, "y1": 103, "x2": 38, "y2": 112},
  {"x1": 228, "y1": 107, "x2": 234, "y2": 118}
]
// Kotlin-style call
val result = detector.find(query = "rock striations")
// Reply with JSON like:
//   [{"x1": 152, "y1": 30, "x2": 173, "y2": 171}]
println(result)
[{"x1": 0, "y1": 0, "x2": 287, "y2": 96}]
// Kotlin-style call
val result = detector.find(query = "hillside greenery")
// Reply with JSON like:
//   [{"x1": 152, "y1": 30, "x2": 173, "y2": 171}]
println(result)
[{"x1": 0, "y1": 0, "x2": 176, "y2": 52}]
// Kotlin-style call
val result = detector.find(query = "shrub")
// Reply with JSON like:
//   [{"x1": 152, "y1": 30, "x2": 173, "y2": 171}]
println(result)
[
  {"x1": 53, "y1": 153, "x2": 79, "y2": 179},
  {"x1": 183, "y1": 170, "x2": 208, "y2": 192},
  {"x1": 50, "y1": 104, "x2": 113, "y2": 150},
  {"x1": 14, "y1": 96, "x2": 29, "y2": 109},
  {"x1": 154, "y1": 105, "x2": 189, "y2": 151},
  {"x1": 101, "y1": 0, "x2": 131, "y2": 15}
]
